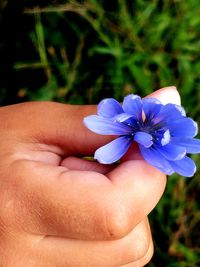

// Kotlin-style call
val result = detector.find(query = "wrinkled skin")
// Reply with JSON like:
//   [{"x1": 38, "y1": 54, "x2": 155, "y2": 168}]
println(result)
[{"x1": 0, "y1": 87, "x2": 179, "y2": 266}]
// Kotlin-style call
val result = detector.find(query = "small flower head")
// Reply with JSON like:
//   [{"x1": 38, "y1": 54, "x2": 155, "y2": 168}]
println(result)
[{"x1": 83, "y1": 94, "x2": 200, "y2": 177}]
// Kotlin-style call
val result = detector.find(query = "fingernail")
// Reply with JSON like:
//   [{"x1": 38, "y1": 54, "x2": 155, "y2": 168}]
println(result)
[{"x1": 156, "y1": 86, "x2": 181, "y2": 105}]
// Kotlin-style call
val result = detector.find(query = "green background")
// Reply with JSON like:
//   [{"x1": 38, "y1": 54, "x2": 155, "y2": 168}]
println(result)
[{"x1": 0, "y1": 1, "x2": 200, "y2": 266}]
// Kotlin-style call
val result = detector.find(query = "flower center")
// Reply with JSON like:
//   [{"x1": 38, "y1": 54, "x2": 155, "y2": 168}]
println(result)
[{"x1": 123, "y1": 119, "x2": 170, "y2": 147}]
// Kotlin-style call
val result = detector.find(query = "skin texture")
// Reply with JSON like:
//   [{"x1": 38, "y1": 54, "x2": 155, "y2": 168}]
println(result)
[{"x1": 0, "y1": 87, "x2": 180, "y2": 267}]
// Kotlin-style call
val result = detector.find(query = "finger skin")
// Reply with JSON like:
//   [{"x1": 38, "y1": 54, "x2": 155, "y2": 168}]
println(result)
[
  {"x1": 61, "y1": 156, "x2": 116, "y2": 174},
  {"x1": 37, "y1": 218, "x2": 151, "y2": 267},
  {"x1": 120, "y1": 218, "x2": 153, "y2": 267},
  {"x1": 0, "y1": 101, "x2": 110, "y2": 157},
  {"x1": 0, "y1": 218, "x2": 152, "y2": 267},
  {"x1": 120, "y1": 241, "x2": 154, "y2": 267},
  {"x1": 4, "y1": 158, "x2": 165, "y2": 240}
]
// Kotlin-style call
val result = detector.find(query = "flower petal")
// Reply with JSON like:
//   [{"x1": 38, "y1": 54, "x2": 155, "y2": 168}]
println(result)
[
  {"x1": 154, "y1": 103, "x2": 186, "y2": 124},
  {"x1": 97, "y1": 98, "x2": 123, "y2": 118},
  {"x1": 122, "y1": 94, "x2": 142, "y2": 120},
  {"x1": 134, "y1": 132, "x2": 153, "y2": 148},
  {"x1": 174, "y1": 105, "x2": 186, "y2": 116},
  {"x1": 142, "y1": 98, "x2": 163, "y2": 120},
  {"x1": 156, "y1": 143, "x2": 186, "y2": 160},
  {"x1": 83, "y1": 115, "x2": 133, "y2": 135},
  {"x1": 167, "y1": 118, "x2": 198, "y2": 138},
  {"x1": 168, "y1": 156, "x2": 196, "y2": 177},
  {"x1": 139, "y1": 146, "x2": 174, "y2": 175},
  {"x1": 94, "y1": 136, "x2": 132, "y2": 164},
  {"x1": 170, "y1": 137, "x2": 200, "y2": 153},
  {"x1": 143, "y1": 98, "x2": 162, "y2": 105},
  {"x1": 114, "y1": 113, "x2": 135, "y2": 123}
]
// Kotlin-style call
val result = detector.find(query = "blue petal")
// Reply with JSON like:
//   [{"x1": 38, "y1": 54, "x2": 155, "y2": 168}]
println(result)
[
  {"x1": 122, "y1": 94, "x2": 142, "y2": 120},
  {"x1": 174, "y1": 105, "x2": 186, "y2": 116},
  {"x1": 170, "y1": 137, "x2": 200, "y2": 154},
  {"x1": 156, "y1": 143, "x2": 186, "y2": 160},
  {"x1": 154, "y1": 103, "x2": 186, "y2": 124},
  {"x1": 143, "y1": 98, "x2": 162, "y2": 105},
  {"x1": 83, "y1": 115, "x2": 133, "y2": 135},
  {"x1": 167, "y1": 118, "x2": 198, "y2": 138},
  {"x1": 142, "y1": 98, "x2": 163, "y2": 120},
  {"x1": 168, "y1": 156, "x2": 196, "y2": 177},
  {"x1": 139, "y1": 146, "x2": 174, "y2": 175},
  {"x1": 114, "y1": 113, "x2": 136, "y2": 123},
  {"x1": 94, "y1": 136, "x2": 132, "y2": 164},
  {"x1": 97, "y1": 98, "x2": 123, "y2": 118},
  {"x1": 134, "y1": 132, "x2": 153, "y2": 148}
]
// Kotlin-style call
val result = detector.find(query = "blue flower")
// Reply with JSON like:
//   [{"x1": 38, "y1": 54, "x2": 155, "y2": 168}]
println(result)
[{"x1": 83, "y1": 94, "x2": 200, "y2": 177}]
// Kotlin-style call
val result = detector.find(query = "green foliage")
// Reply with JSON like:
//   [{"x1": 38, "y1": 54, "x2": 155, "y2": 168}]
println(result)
[{"x1": 0, "y1": 1, "x2": 200, "y2": 266}]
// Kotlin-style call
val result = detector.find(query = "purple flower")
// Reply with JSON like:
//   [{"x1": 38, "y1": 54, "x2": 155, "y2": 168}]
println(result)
[{"x1": 83, "y1": 94, "x2": 200, "y2": 177}]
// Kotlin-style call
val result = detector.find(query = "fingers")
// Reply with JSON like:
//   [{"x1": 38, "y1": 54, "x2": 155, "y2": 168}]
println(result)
[
  {"x1": 61, "y1": 156, "x2": 115, "y2": 174},
  {"x1": 9, "y1": 158, "x2": 165, "y2": 241},
  {"x1": 120, "y1": 220, "x2": 153, "y2": 267},
  {"x1": 0, "y1": 87, "x2": 180, "y2": 158},
  {"x1": 1, "y1": 218, "x2": 152, "y2": 267},
  {"x1": 106, "y1": 160, "x2": 166, "y2": 237},
  {"x1": 0, "y1": 101, "x2": 110, "y2": 156},
  {"x1": 35, "y1": 218, "x2": 152, "y2": 267},
  {"x1": 120, "y1": 240, "x2": 153, "y2": 267}
]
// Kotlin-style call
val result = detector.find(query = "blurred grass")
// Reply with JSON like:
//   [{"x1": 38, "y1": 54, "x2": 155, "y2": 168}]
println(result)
[{"x1": 0, "y1": 0, "x2": 200, "y2": 266}]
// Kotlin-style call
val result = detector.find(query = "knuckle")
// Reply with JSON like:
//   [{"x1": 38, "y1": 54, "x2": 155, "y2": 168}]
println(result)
[
  {"x1": 118, "y1": 240, "x2": 153, "y2": 267},
  {"x1": 104, "y1": 199, "x2": 132, "y2": 240},
  {"x1": 122, "y1": 229, "x2": 151, "y2": 265},
  {"x1": 108, "y1": 217, "x2": 153, "y2": 266}
]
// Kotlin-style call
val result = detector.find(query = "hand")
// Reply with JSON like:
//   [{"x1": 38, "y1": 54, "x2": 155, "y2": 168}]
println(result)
[{"x1": 0, "y1": 87, "x2": 180, "y2": 267}]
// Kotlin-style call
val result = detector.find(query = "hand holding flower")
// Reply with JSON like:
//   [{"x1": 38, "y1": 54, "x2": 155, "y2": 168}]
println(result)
[{"x1": 0, "y1": 87, "x2": 191, "y2": 266}]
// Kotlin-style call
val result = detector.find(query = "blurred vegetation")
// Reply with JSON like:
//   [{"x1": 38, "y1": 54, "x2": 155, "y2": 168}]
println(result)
[{"x1": 0, "y1": 0, "x2": 200, "y2": 266}]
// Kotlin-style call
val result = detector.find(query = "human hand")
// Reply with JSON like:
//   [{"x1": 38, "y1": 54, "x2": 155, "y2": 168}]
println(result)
[{"x1": 0, "y1": 87, "x2": 180, "y2": 267}]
